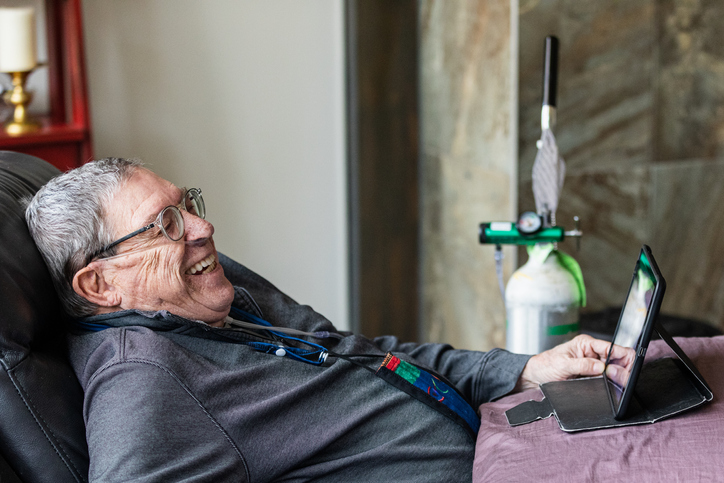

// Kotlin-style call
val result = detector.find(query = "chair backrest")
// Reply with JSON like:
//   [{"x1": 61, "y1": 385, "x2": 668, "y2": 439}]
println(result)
[{"x1": 0, "y1": 151, "x2": 89, "y2": 482}]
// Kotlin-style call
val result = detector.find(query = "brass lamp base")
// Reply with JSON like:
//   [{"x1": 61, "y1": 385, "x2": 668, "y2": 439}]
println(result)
[
  {"x1": 2, "y1": 70, "x2": 39, "y2": 135},
  {"x1": 4, "y1": 119, "x2": 40, "y2": 136}
]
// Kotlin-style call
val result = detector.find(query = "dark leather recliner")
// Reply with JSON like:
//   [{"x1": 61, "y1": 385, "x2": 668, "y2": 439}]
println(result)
[{"x1": 0, "y1": 151, "x2": 89, "y2": 482}]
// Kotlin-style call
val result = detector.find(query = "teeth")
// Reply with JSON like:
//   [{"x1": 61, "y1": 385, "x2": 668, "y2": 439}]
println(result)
[{"x1": 187, "y1": 254, "x2": 216, "y2": 275}]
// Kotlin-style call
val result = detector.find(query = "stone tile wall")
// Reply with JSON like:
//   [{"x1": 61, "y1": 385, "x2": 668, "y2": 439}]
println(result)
[
  {"x1": 419, "y1": 0, "x2": 516, "y2": 350},
  {"x1": 420, "y1": 0, "x2": 724, "y2": 351},
  {"x1": 519, "y1": 0, "x2": 724, "y2": 329}
]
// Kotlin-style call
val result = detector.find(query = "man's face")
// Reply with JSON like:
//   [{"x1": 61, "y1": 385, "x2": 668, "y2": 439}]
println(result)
[{"x1": 95, "y1": 168, "x2": 234, "y2": 325}]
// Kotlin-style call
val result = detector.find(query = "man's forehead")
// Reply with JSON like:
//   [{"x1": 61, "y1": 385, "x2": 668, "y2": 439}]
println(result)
[{"x1": 108, "y1": 168, "x2": 181, "y2": 229}]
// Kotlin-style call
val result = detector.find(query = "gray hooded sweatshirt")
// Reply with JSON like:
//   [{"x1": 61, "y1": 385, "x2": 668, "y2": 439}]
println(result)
[{"x1": 68, "y1": 254, "x2": 530, "y2": 482}]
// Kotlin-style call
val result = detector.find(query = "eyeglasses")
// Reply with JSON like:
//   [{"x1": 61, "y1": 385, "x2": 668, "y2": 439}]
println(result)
[{"x1": 89, "y1": 188, "x2": 205, "y2": 262}]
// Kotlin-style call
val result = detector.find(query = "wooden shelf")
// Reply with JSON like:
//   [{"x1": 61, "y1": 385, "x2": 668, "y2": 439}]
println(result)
[
  {"x1": 0, "y1": 118, "x2": 89, "y2": 171},
  {"x1": 0, "y1": 119, "x2": 86, "y2": 146}
]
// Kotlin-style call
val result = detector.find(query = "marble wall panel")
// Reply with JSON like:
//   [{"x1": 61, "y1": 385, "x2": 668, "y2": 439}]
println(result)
[
  {"x1": 420, "y1": 0, "x2": 515, "y2": 350},
  {"x1": 650, "y1": 160, "x2": 724, "y2": 325},
  {"x1": 422, "y1": 152, "x2": 516, "y2": 349},
  {"x1": 421, "y1": 0, "x2": 514, "y2": 170},
  {"x1": 519, "y1": 0, "x2": 655, "y2": 180},
  {"x1": 518, "y1": 0, "x2": 724, "y2": 332},
  {"x1": 657, "y1": 0, "x2": 724, "y2": 161}
]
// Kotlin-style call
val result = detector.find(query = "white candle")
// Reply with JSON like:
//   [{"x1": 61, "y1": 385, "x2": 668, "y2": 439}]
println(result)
[{"x1": 0, "y1": 7, "x2": 37, "y2": 73}]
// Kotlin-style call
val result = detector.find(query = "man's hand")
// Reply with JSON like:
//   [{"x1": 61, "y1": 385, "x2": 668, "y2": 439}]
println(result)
[{"x1": 516, "y1": 334, "x2": 633, "y2": 391}]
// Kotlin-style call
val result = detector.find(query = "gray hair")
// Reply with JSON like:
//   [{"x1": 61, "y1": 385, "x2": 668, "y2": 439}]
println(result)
[{"x1": 25, "y1": 157, "x2": 143, "y2": 318}]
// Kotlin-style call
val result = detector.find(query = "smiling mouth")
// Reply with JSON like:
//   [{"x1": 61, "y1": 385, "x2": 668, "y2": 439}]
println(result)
[{"x1": 186, "y1": 254, "x2": 217, "y2": 275}]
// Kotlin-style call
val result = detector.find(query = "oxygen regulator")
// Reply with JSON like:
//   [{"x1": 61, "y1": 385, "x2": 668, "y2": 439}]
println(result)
[{"x1": 479, "y1": 211, "x2": 582, "y2": 248}]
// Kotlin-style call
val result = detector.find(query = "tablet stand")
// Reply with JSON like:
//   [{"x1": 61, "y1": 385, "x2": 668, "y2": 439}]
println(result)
[{"x1": 505, "y1": 323, "x2": 714, "y2": 432}]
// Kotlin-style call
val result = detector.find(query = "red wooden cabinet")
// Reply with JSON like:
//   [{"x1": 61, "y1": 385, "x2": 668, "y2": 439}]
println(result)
[{"x1": 0, "y1": 0, "x2": 92, "y2": 171}]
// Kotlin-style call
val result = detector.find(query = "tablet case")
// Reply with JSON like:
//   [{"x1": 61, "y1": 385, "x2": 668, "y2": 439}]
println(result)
[{"x1": 505, "y1": 323, "x2": 714, "y2": 432}]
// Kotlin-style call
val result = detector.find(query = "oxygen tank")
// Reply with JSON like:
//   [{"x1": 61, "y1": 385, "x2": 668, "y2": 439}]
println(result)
[{"x1": 505, "y1": 245, "x2": 582, "y2": 354}]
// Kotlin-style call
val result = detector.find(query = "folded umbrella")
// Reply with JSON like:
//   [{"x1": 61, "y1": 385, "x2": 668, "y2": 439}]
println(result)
[{"x1": 532, "y1": 36, "x2": 566, "y2": 226}]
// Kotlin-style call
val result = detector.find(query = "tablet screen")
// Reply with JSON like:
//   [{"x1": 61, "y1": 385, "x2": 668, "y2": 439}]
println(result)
[{"x1": 605, "y1": 248, "x2": 659, "y2": 413}]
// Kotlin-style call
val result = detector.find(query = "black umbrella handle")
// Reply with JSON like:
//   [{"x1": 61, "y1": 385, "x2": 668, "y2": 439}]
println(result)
[{"x1": 542, "y1": 36, "x2": 559, "y2": 108}]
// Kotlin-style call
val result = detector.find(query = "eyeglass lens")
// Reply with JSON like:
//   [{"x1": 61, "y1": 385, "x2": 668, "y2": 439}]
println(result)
[
  {"x1": 185, "y1": 189, "x2": 205, "y2": 219},
  {"x1": 158, "y1": 189, "x2": 205, "y2": 242},
  {"x1": 160, "y1": 207, "x2": 184, "y2": 241}
]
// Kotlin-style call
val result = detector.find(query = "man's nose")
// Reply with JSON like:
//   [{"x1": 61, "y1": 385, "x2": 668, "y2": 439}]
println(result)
[{"x1": 183, "y1": 210, "x2": 214, "y2": 244}]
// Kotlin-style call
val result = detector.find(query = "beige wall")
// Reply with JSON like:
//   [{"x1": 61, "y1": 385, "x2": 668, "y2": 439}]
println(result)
[{"x1": 81, "y1": 0, "x2": 349, "y2": 328}]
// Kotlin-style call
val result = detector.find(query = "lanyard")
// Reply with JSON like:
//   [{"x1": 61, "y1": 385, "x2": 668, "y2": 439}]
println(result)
[
  {"x1": 375, "y1": 353, "x2": 480, "y2": 440},
  {"x1": 227, "y1": 307, "x2": 329, "y2": 365}
]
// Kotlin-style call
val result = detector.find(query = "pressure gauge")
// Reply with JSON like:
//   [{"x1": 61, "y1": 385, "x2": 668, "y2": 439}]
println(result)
[{"x1": 516, "y1": 211, "x2": 543, "y2": 234}]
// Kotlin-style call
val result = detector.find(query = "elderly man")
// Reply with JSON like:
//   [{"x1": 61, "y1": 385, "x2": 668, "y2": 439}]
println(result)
[{"x1": 26, "y1": 158, "x2": 628, "y2": 482}]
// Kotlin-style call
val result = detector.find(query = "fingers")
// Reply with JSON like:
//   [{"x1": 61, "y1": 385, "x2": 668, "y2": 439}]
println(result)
[
  {"x1": 579, "y1": 336, "x2": 611, "y2": 360},
  {"x1": 567, "y1": 334, "x2": 613, "y2": 361},
  {"x1": 564, "y1": 356, "x2": 605, "y2": 378},
  {"x1": 605, "y1": 362, "x2": 631, "y2": 387},
  {"x1": 607, "y1": 344, "x2": 636, "y2": 366},
  {"x1": 570, "y1": 335, "x2": 637, "y2": 366}
]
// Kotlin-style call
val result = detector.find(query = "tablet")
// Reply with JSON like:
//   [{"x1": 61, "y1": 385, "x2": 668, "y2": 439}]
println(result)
[{"x1": 603, "y1": 244, "x2": 666, "y2": 420}]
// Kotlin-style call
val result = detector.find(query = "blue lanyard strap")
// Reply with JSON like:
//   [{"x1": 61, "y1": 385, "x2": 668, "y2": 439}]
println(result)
[
  {"x1": 227, "y1": 307, "x2": 330, "y2": 365},
  {"x1": 242, "y1": 340, "x2": 328, "y2": 364},
  {"x1": 75, "y1": 320, "x2": 114, "y2": 332},
  {"x1": 375, "y1": 353, "x2": 480, "y2": 441}
]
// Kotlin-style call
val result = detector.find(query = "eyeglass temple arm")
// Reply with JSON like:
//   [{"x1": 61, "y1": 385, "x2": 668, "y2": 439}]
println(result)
[{"x1": 91, "y1": 223, "x2": 155, "y2": 260}]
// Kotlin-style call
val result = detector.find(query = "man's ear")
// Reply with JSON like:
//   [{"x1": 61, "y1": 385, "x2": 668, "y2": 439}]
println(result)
[{"x1": 72, "y1": 265, "x2": 121, "y2": 308}]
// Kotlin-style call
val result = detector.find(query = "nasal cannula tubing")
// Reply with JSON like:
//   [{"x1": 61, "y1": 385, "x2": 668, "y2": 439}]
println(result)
[{"x1": 224, "y1": 316, "x2": 344, "y2": 340}]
